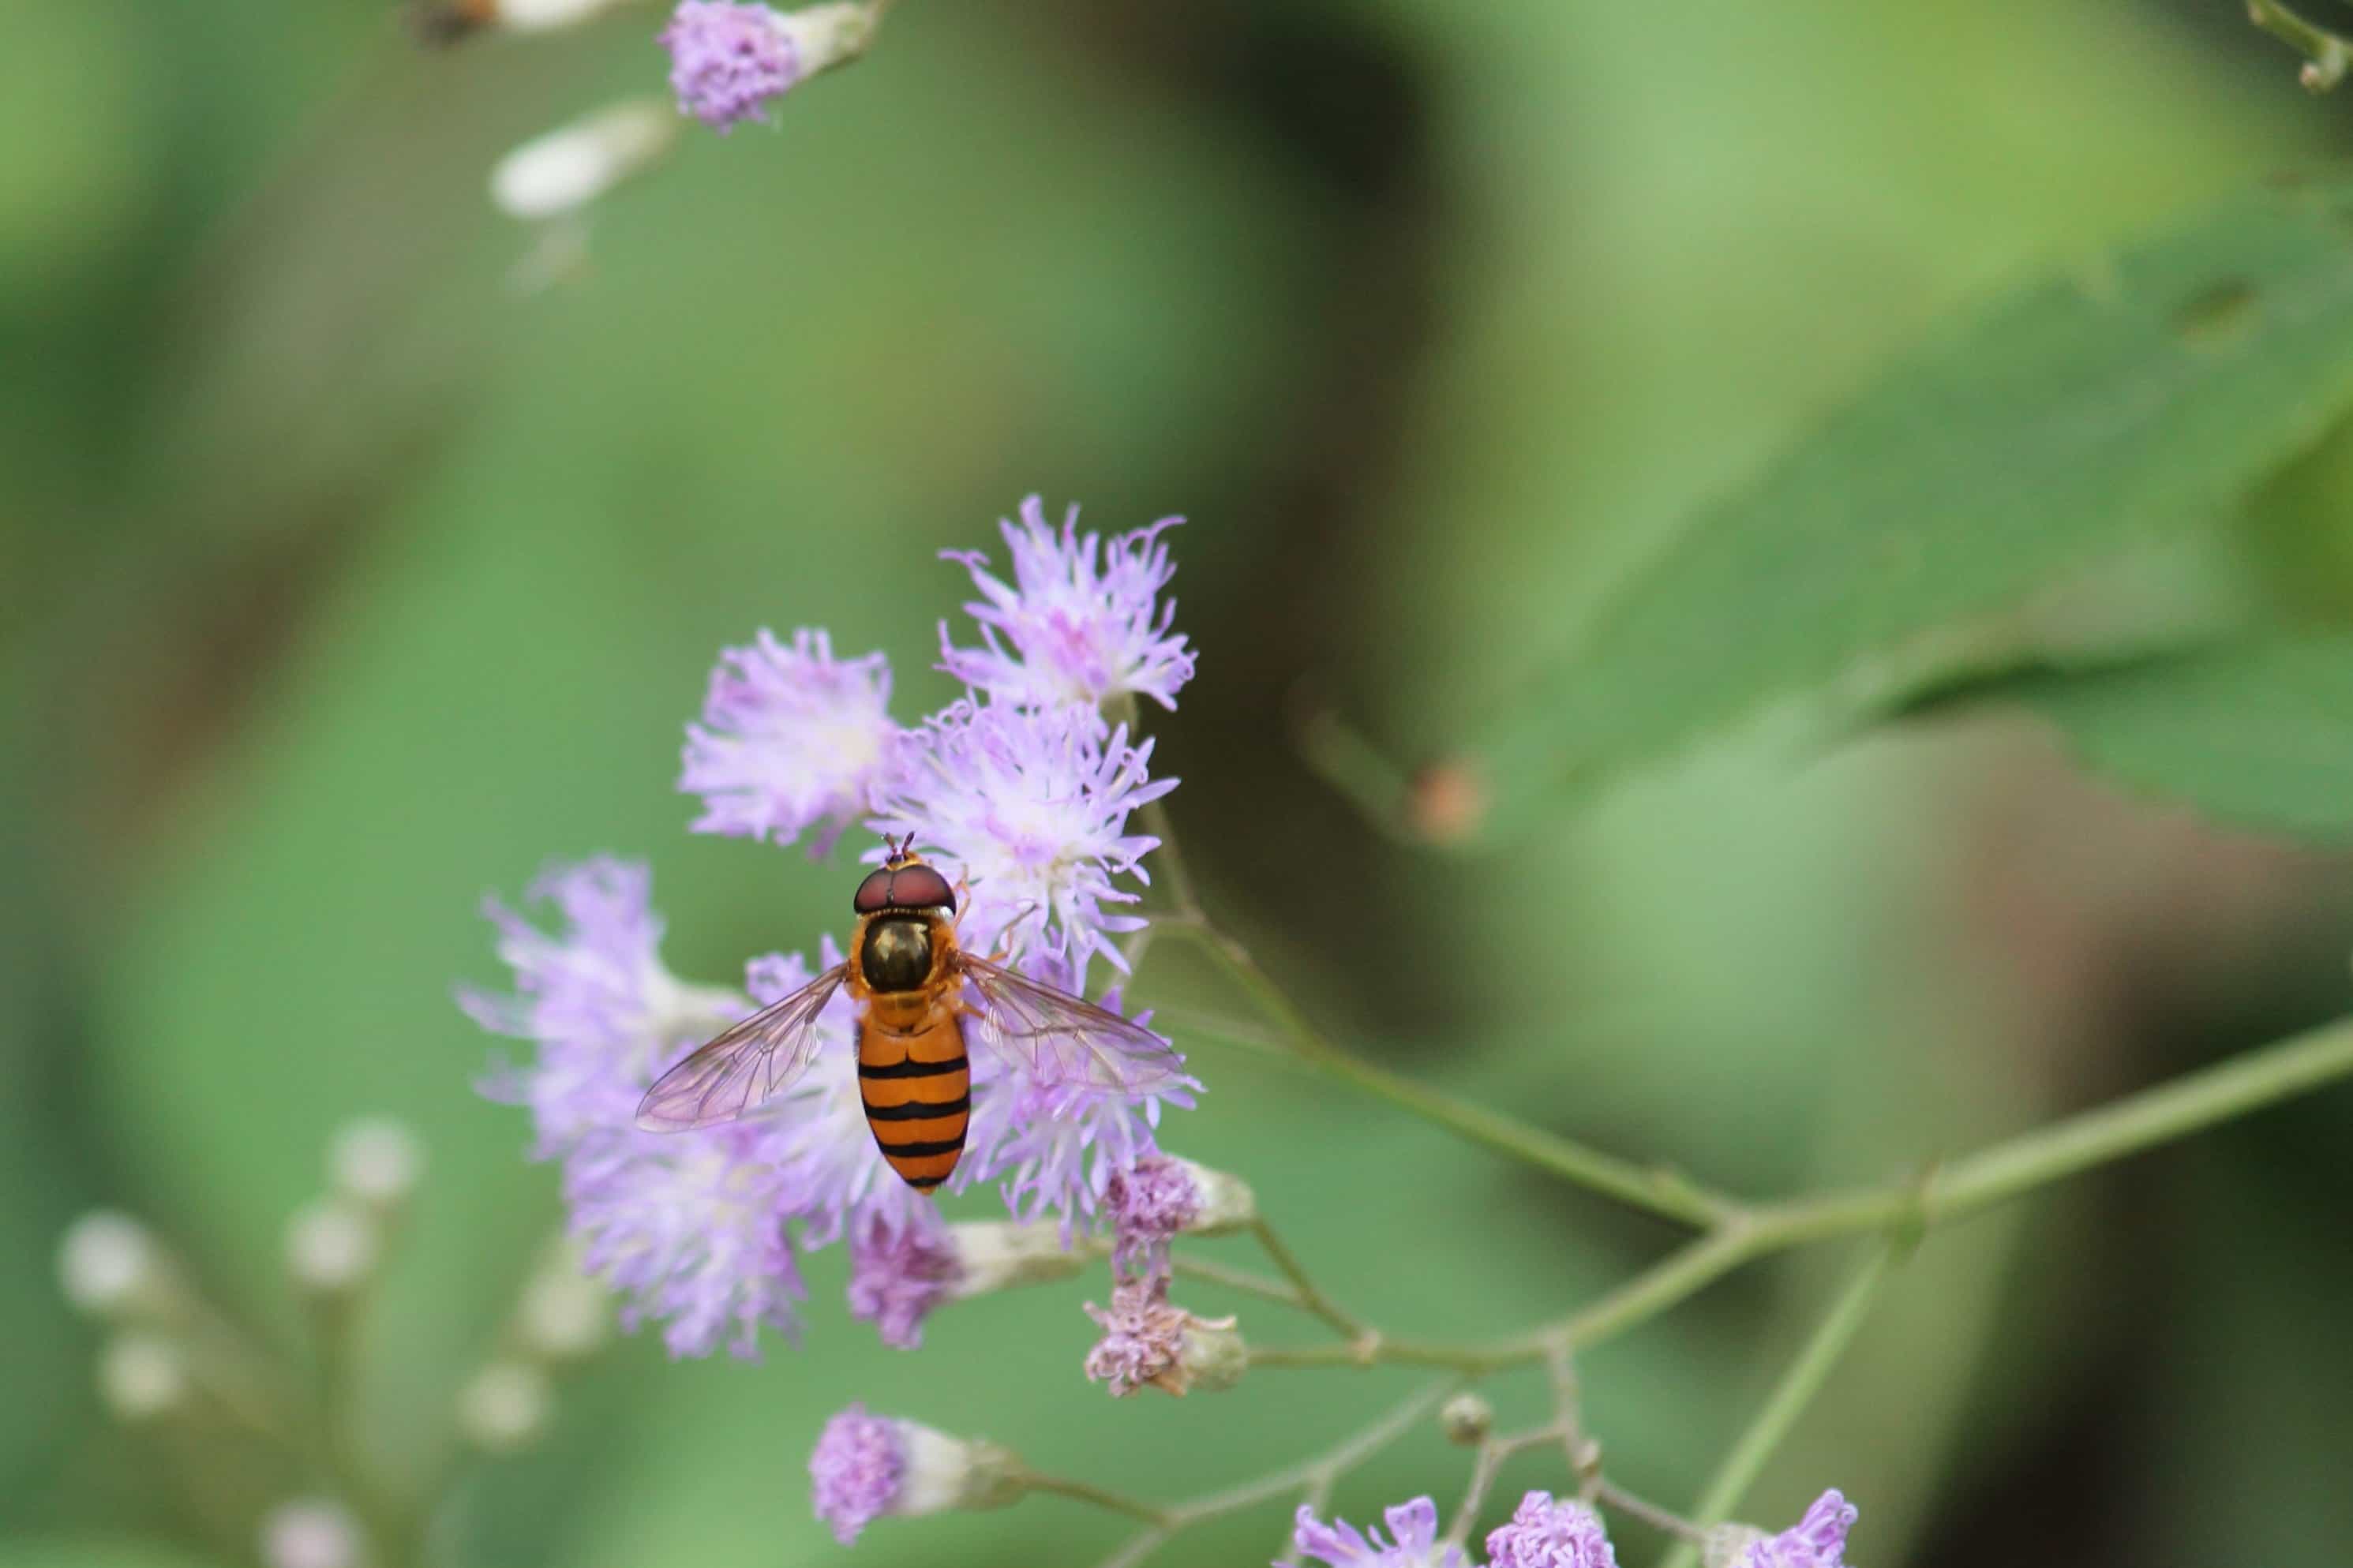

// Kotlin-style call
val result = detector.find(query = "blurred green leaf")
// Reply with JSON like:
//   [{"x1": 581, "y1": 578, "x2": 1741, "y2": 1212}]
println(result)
[
  {"x1": 1473, "y1": 172, "x2": 2353, "y2": 833},
  {"x1": 1925, "y1": 634, "x2": 2353, "y2": 844}
]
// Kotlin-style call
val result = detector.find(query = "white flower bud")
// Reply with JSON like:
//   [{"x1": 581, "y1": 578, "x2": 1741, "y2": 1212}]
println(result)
[
  {"x1": 328, "y1": 1120, "x2": 425, "y2": 1211},
  {"x1": 59, "y1": 1211, "x2": 166, "y2": 1319},
  {"x1": 490, "y1": 101, "x2": 675, "y2": 222},
  {"x1": 943, "y1": 1221, "x2": 1086, "y2": 1299},
  {"x1": 1440, "y1": 1391, "x2": 1495, "y2": 1445},
  {"x1": 98, "y1": 1333, "x2": 187, "y2": 1422},
  {"x1": 495, "y1": 0, "x2": 636, "y2": 30},
  {"x1": 260, "y1": 1498, "x2": 365, "y2": 1568},
  {"x1": 895, "y1": 1424, "x2": 1024, "y2": 1515},
  {"x1": 457, "y1": 1361, "x2": 553, "y2": 1454},
  {"x1": 285, "y1": 1203, "x2": 379, "y2": 1296},
  {"x1": 517, "y1": 1264, "x2": 610, "y2": 1363}
]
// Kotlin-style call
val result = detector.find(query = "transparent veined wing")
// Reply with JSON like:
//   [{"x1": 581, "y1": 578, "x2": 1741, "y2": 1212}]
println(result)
[
  {"x1": 635, "y1": 964, "x2": 848, "y2": 1131},
  {"x1": 957, "y1": 951, "x2": 1186, "y2": 1095}
]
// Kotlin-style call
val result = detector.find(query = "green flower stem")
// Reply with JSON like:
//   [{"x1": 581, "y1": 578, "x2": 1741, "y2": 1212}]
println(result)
[
  {"x1": 1239, "y1": 1012, "x2": 2353, "y2": 1373},
  {"x1": 1171, "y1": 1252, "x2": 1318, "y2": 1312},
  {"x1": 1025, "y1": 1472, "x2": 1178, "y2": 1529},
  {"x1": 1159, "y1": 918, "x2": 1739, "y2": 1229},
  {"x1": 2249, "y1": 0, "x2": 2352, "y2": 89},
  {"x1": 1653, "y1": 1240, "x2": 1904, "y2": 1568},
  {"x1": 1248, "y1": 1216, "x2": 1375, "y2": 1344}
]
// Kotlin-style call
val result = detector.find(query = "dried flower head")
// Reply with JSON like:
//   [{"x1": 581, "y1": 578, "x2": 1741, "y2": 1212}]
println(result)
[
  {"x1": 939, "y1": 497, "x2": 1195, "y2": 715},
  {"x1": 1081, "y1": 1274, "x2": 1242, "y2": 1398},
  {"x1": 680, "y1": 628, "x2": 899, "y2": 855},
  {"x1": 1291, "y1": 1496, "x2": 1468, "y2": 1568},
  {"x1": 1486, "y1": 1491, "x2": 1618, "y2": 1568}
]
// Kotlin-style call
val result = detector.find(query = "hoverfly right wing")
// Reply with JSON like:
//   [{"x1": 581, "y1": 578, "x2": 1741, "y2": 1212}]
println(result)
[
  {"x1": 634, "y1": 964, "x2": 848, "y2": 1132},
  {"x1": 957, "y1": 952, "x2": 1187, "y2": 1096}
]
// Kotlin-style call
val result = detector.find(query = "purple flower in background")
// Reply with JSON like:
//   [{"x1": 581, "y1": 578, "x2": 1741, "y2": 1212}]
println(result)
[
  {"x1": 680, "y1": 628, "x2": 898, "y2": 855},
  {"x1": 846, "y1": 1208, "x2": 961, "y2": 1349},
  {"x1": 1733, "y1": 1491, "x2": 1857, "y2": 1568},
  {"x1": 810, "y1": 1405, "x2": 905, "y2": 1544},
  {"x1": 1290, "y1": 1497, "x2": 1468, "y2": 1568},
  {"x1": 462, "y1": 859, "x2": 740, "y2": 1157},
  {"x1": 659, "y1": 1, "x2": 804, "y2": 132},
  {"x1": 939, "y1": 496, "x2": 1195, "y2": 715},
  {"x1": 1486, "y1": 1491, "x2": 1617, "y2": 1568},
  {"x1": 869, "y1": 700, "x2": 1172, "y2": 986}
]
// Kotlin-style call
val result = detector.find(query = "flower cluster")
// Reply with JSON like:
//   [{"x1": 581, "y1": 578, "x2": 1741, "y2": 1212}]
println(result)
[
  {"x1": 1287, "y1": 1490, "x2": 1856, "y2": 1568},
  {"x1": 463, "y1": 498, "x2": 1200, "y2": 1359}
]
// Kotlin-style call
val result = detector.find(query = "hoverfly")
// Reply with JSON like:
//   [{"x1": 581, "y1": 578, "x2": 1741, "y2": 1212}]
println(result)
[{"x1": 635, "y1": 836, "x2": 1184, "y2": 1191}]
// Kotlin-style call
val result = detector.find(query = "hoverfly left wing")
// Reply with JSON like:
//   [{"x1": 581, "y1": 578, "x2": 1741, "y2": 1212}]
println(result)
[
  {"x1": 635, "y1": 964, "x2": 847, "y2": 1132},
  {"x1": 957, "y1": 952, "x2": 1186, "y2": 1095}
]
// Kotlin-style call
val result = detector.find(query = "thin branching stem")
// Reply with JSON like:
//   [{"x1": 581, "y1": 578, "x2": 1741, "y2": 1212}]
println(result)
[
  {"x1": 1158, "y1": 919, "x2": 1739, "y2": 1229},
  {"x1": 1086, "y1": 1381, "x2": 1457, "y2": 1568},
  {"x1": 1229, "y1": 1014, "x2": 2353, "y2": 1372},
  {"x1": 1248, "y1": 1217, "x2": 1374, "y2": 1345},
  {"x1": 1653, "y1": 1240, "x2": 1905, "y2": 1568}
]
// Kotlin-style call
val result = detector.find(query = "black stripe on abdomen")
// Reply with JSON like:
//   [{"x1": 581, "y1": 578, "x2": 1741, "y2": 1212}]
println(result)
[
  {"x1": 863, "y1": 1092, "x2": 972, "y2": 1121},
  {"x1": 858, "y1": 1057, "x2": 965, "y2": 1080}
]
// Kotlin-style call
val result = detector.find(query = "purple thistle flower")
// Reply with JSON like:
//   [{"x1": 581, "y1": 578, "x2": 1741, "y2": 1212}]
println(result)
[
  {"x1": 1486, "y1": 1491, "x2": 1617, "y2": 1568},
  {"x1": 868, "y1": 699, "x2": 1173, "y2": 989},
  {"x1": 1102, "y1": 1151, "x2": 1199, "y2": 1278},
  {"x1": 462, "y1": 859, "x2": 740, "y2": 1158},
  {"x1": 1289, "y1": 1497, "x2": 1468, "y2": 1568},
  {"x1": 680, "y1": 628, "x2": 898, "y2": 855},
  {"x1": 659, "y1": 2, "x2": 804, "y2": 133},
  {"x1": 810, "y1": 1405, "x2": 904, "y2": 1544},
  {"x1": 845, "y1": 1208, "x2": 961, "y2": 1349},
  {"x1": 939, "y1": 496, "x2": 1195, "y2": 715},
  {"x1": 564, "y1": 1117, "x2": 804, "y2": 1360},
  {"x1": 1733, "y1": 1491, "x2": 1857, "y2": 1568}
]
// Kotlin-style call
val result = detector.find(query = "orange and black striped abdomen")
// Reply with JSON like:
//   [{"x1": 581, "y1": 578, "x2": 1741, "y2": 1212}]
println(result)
[{"x1": 856, "y1": 1015, "x2": 969, "y2": 1190}]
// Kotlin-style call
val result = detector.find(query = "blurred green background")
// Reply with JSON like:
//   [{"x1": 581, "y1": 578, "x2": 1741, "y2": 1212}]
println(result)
[{"x1": 9, "y1": 0, "x2": 2353, "y2": 1564}]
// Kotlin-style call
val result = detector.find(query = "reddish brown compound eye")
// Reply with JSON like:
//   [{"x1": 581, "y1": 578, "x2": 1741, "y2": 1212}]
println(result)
[
  {"x1": 852, "y1": 868, "x2": 897, "y2": 915},
  {"x1": 886, "y1": 863, "x2": 955, "y2": 912},
  {"x1": 852, "y1": 863, "x2": 955, "y2": 914}
]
